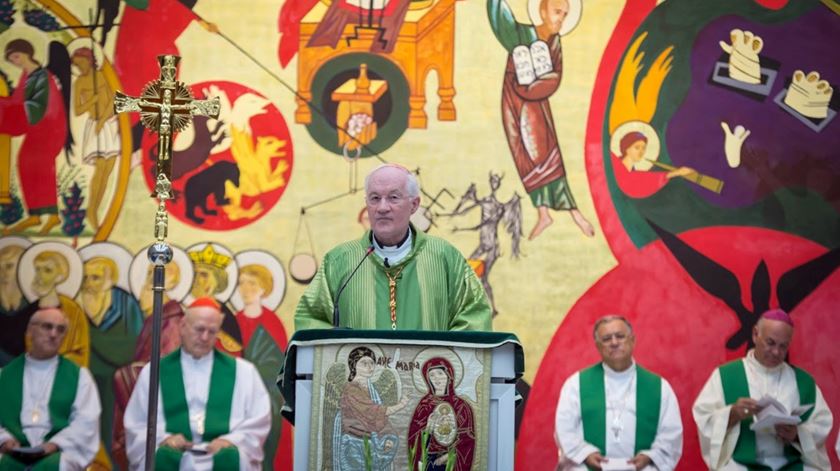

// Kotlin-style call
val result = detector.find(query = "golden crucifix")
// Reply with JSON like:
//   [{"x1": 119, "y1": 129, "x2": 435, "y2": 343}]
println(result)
[{"x1": 114, "y1": 55, "x2": 220, "y2": 241}]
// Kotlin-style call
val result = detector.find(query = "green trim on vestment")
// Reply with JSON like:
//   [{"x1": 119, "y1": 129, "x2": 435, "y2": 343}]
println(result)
[
  {"x1": 0, "y1": 355, "x2": 79, "y2": 471},
  {"x1": 156, "y1": 349, "x2": 239, "y2": 470},
  {"x1": 719, "y1": 359, "x2": 814, "y2": 471},
  {"x1": 579, "y1": 363, "x2": 661, "y2": 469}
]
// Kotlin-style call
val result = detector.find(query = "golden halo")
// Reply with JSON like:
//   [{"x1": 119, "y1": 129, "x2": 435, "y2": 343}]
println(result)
[
  {"x1": 609, "y1": 120, "x2": 660, "y2": 172},
  {"x1": 527, "y1": 0, "x2": 583, "y2": 36},
  {"x1": 18, "y1": 241, "x2": 84, "y2": 301},
  {"x1": 334, "y1": 343, "x2": 388, "y2": 383},
  {"x1": 0, "y1": 25, "x2": 50, "y2": 78},
  {"x1": 66, "y1": 37, "x2": 106, "y2": 72},
  {"x1": 229, "y1": 250, "x2": 286, "y2": 312}
]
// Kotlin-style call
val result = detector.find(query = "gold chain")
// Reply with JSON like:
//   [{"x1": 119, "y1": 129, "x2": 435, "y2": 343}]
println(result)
[{"x1": 385, "y1": 267, "x2": 404, "y2": 330}]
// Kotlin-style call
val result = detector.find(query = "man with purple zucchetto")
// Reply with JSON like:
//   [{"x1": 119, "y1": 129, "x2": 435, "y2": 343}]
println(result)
[{"x1": 692, "y1": 309, "x2": 833, "y2": 470}]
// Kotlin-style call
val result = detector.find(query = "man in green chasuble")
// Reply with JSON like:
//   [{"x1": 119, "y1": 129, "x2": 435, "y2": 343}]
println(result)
[
  {"x1": 295, "y1": 164, "x2": 492, "y2": 331},
  {"x1": 693, "y1": 310, "x2": 833, "y2": 470},
  {"x1": 554, "y1": 315, "x2": 683, "y2": 470},
  {"x1": 123, "y1": 298, "x2": 271, "y2": 470},
  {"x1": 0, "y1": 307, "x2": 101, "y2": 469}
]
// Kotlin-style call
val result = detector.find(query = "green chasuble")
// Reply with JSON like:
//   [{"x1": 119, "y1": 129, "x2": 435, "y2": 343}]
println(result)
[
  {"x1": 155, "y1": 349, "x2": 239, "y2": 471},
  {"x1": 295, "y1": 226, "x2": 492, "y2": 331},
  {"x1": 0, "y1": 355, "x2": 80, "y2": 471},
  {"x1": 579, "y1": 363, "x2": 661, "y2": 463},
  {"x1": 718, "y1": 359, "x2": 815, "y2": 471}
]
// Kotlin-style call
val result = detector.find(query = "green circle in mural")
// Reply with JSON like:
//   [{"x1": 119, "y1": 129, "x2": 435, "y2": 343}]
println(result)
[{"x1": 305, "y1": 52, "x2": 410, "y2": 158}]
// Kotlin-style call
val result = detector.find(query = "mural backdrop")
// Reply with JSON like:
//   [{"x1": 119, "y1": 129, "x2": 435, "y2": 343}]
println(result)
[{"x1": 0, "y1": 0, "x2": 837, "y2": 469}]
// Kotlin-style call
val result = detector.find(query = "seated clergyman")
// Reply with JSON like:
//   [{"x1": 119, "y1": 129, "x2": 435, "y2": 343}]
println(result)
[
  {"x1": 0, "y1": 307, "x2": 101, "y2": 470},
  {"x1": 554, "y1": 315, "x2": 683, "y2": 470},
  {"x1": 124, "y1": 297, "x2": 271, "y2": 470},
  {"x1": 693, "y1": 309, "x2": 833, "y2": 470}
]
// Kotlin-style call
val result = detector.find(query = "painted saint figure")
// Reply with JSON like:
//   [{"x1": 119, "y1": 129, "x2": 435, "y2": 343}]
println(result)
[
  {"x1": 0, "y1": 243, "x2": 32, "y2": 366},
  {"x1": 234, "y1": 262, "x2": 292, "y2": 471},
  {"x1": 0, "y1": 39, "x2": 71, "y2": 235},
  {"x1": 408, "y1": 357, "x2": 476, "y2": 471},
  {"x1": 27, "y1": 250, "x2": 89, "y2": 367},
  {"x1": 71, "y1": 47, "x2": 119, "y2": 230},
  {"x1": 77, "y1": 256, "x2": 143, "y2": 456},
  {"x1": 335, "y1": 346, "x2": 410, "y2": 471},
  {"x1": 487, "y1": 0, "x2": 594, "y2": 240},
  {"x1": 611, "y1": 130, "x2": 695, "y2": 199}
]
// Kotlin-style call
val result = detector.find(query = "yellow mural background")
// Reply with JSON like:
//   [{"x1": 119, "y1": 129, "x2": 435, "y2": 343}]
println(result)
[{"x1": 14, "y1": 0, "x2": 625, "y2": 385}]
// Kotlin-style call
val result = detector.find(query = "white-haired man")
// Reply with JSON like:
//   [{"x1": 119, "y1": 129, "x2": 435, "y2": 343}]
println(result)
[
  {"x1": 124, "y1": 298, "x2": 271, "y2": 470},
  {"x1": 554, "y1": 315, "x2": 683, "y2": 470},
  {"x1": 295, "y1": 164, "x2": 492, "y2": 331},
  {"x1": 0, "y1": 307, "x2": 101, "y2": 469},
  {"x1": 693, "y1": 309, "x2": 833, "y2": 470}
]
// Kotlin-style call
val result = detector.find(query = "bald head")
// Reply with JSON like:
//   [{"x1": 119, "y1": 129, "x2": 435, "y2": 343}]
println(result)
[
  {"x1": 180, "y1": 304, "x2": 223, "y2": 359},
  {"x1": 28, "y1": 308, "x2": 69, "y2": 359},
  {"x1": 753, "y1": 317, "x2": 793, "y2": 368}
]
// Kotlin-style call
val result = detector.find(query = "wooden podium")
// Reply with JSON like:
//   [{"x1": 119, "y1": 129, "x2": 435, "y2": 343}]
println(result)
[{"x1": 278, "y1": 329, "x2": 523, "y2": 470}]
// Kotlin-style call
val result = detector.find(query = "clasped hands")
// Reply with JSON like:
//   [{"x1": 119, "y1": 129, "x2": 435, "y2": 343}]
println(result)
[
  {"x1": 585, "y1": 451, "x2": 651, "y2": 470},
  {"x1": 161, "y1": 434, "x2": 234, "y2": 454},
  {"x1": 0, "y1": 439, "x2": 59, "y2": 456},
  {"x1": 729, "y1": 397, "x2": 799, "y2": 444}
]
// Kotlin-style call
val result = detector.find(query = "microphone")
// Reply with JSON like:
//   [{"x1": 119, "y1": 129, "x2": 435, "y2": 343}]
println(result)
[
  {"x1": 333, "y1": 246, "x2": 375, "y2": 328},
  {"x1": 383, "y1": 257, "x2": 390, "y2": 268}
]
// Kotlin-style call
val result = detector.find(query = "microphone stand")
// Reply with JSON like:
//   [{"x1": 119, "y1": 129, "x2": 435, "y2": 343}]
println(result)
[{"x1": 332, "y1": 246, "x2": 375, "y2": 328}]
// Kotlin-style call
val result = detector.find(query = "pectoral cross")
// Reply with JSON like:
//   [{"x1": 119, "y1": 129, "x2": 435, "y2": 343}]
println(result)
[{"x1": 114, "y1": 55, "x2": 220, "y2": 241}]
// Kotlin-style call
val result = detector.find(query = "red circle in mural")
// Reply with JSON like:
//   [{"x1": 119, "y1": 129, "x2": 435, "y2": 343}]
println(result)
[
  {"x1": 141, "y1": 80, "x2": 293, "y2": 230},
  {"x1": 515, "y1": 226, "x2": 840, "y2": 470}
]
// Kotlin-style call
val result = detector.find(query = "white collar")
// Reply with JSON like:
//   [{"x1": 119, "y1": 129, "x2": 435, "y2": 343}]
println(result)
[
  {"x1": 25, "y1": 354, "x2": 59, "y2": 370},
  {"x1": 603, "y1": 360, "x2": 636, "y2": 379},
  {"x1": 373, "y1": 229, "x2": 413, "y2": 266}
]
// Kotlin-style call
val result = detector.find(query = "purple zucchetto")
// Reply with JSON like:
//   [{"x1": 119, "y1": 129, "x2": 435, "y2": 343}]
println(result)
[{"x1": 760, "y1": 308, "x2": 794, "y2": 327}]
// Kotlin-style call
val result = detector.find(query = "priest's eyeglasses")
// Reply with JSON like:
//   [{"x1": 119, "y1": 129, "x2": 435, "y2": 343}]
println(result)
[
  {"x1": 32, "y1": 321, "x2": 68, "y2": 334},
  {"x1": 366, "y1": 193, "x2": 406, "y2": 207},
  {"x1": 598, "y1": 332, "x2": 629, "y2": 344}
]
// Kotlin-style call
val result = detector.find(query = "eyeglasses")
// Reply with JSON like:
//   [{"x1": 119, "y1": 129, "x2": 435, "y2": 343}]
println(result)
[
  {"x1": 32, "y1": 321, "x2": 68, "y2": 334},
  {"x1": 366, "y1": 193, "x2": 407, "y2": 207},
  {"x1": 597, "y1": 332, "x2": 629, "y2": 344}
]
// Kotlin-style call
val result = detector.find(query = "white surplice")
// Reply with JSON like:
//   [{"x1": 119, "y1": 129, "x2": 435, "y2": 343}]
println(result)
[
  {"x1": 554, "y1": 361, "x2": 683, "y2": 471},
  {"x1": 0, "y1": 355, "x2": 101, "y2": 471},
  {"x1": 692, "y1": 350, "x2": 833, "y2": 470},
  {"x1": 124, "y1": 350, "x2": 271, "y2": 471}
]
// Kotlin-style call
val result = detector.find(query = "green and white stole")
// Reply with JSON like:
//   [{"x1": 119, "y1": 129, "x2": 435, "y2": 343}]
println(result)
[
  {"x1": 0, "y1": 355, "x2": 79, "y2": 471},
  {"x1": 579, "y1": 363, "x2": 661, "y2": 469},
  {"x1": 155, "y1": 349, "x2": 239, "y2": 471},
  {"x1": 718, "y1": 359, "x2": 815, "y2": 471}
]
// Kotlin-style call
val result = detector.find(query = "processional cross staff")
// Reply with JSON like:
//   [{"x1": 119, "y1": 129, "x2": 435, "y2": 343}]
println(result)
[{"x1": 114, "y1": 54, "x2": 219, "y2": 471}]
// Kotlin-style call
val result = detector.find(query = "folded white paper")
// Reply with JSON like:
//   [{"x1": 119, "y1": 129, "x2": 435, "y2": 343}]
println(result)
[
  {"x1": 750, "y1": 395, "x2": 814, "y2": 432},
  {"x1": 601, "y1": 459, "x2": 636, "y2": 471}
]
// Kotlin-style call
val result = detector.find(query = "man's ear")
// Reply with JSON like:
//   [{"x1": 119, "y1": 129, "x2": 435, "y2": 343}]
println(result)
[{"x1": 410, "y1": 197, "x2": 421, "y2": 214}]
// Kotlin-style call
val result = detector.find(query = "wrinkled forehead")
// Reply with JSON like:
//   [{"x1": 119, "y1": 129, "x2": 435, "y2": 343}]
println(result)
[{"x1": 367, "y1": 167, "x2": 409, "y2": 193}]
